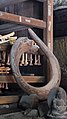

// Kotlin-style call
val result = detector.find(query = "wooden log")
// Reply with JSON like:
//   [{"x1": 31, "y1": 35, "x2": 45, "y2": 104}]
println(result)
[{"x1": 0, "y1": 11, "x2": 46, "y2": 29}]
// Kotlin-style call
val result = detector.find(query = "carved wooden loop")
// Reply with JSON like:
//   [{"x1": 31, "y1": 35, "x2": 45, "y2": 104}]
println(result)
[{"x1": 10, "y1": 35, "x2": 61, "y2": 100}]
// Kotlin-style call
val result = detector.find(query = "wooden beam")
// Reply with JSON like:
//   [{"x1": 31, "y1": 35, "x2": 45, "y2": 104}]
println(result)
[
  {"x1": 0, "y1": 95, "x2": 20, "y2": 104},
  {"x1": 0, "y1": 75, "x2": 45, "y2": 83},
  {"x1": 0, "y1": 11, "x2": 46, "y2": 29},
  {"x1": 43, "y1": 1, "x2": 47, "y2": 44},
  {"x1": 47, "y1": 0, "x2": 53, "y2": 52},
  {"x1": 47, "y1": 0, "x2": 53, "y2": 81}
]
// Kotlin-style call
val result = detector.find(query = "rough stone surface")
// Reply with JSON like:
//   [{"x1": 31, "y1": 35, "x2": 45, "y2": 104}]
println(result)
[
  {"x1": 34, "y1": 117, "x2": 46, "y2": 119},
  {"x1": 2, "y1": 89, "x2": 67, "y2": 119},
  {"x1": 47, "y1": 87, "x2": 67, "y2": 119},
  {"x1": 0, "y1": 112, "x2": 32, "y2": 119},
  {"x1": 19, "y1": 94, "x2": 39, "y2": 109},
  {"x1": 38, "y1": 101, "x2": 49, "y2": 117},
  {"x1": 24, "y1": 108, "x2": 31, "y2": 115},
  {"x1": 27, "y1": 109, "x2": 38, "y2": 117},
  {"x1": 0, "y1": 112, "x2": 46, "y2": 119}
]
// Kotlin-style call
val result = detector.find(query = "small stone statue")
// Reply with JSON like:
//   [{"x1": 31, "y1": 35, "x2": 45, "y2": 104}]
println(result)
[{"x1": 47, "y1": 87, "x2": 67, "y2": 119}]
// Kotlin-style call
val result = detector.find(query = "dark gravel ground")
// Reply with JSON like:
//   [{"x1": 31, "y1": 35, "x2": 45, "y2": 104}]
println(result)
[{"x1": 0, "y1": 111, "x2": 46, "y2": 119}]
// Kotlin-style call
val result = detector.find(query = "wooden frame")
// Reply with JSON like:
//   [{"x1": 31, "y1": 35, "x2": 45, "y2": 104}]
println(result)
[
  {"x1": 0, "y1": 11, "x2": 46, "y2": 29},
  {"x1": 0, "y1": 0, "x2": 53, "y2": 83}
]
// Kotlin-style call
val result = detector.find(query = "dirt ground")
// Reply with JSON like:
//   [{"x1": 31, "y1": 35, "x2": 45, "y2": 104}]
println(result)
[{"x1": 0, "y1": 111, "x2": 45, "y2": 119}]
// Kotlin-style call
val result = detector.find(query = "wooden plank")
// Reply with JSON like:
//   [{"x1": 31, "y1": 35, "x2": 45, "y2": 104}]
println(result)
[
  {"x1": 54, "y1": 9, "x2": 67, "y2": 37},
  {"x1": 54, "y1": 22, "x2": 67, "y2": 37},
  {"x1": 0, "y1": 75, "x2": 45, "y2": 83},
  {"x1": 0, "y1": 24, "x2": 28, "y2": 34},
  {"x1": 0, "y1": 0, "x2": 45, "y2": 9},
  {"x1": 54, "y1": 9, "x2": 67, "y2": 24},
  {"x1": 0, "y1": 95, "x2": 20, "y2": 104},
  {"x1": 0, "y1": 0, "x2": 28, "y2": 8},
  {"x1": 0, "y1": 23, "x2": 17, "y2": 30},
  {"x1": 0, "y1": 11, "x2": 46, "y2": 29}
]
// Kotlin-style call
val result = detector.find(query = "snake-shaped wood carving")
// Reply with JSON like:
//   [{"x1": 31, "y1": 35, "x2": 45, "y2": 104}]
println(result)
[{"x1": 10, "y1": 28, "x2": 61, "y2": 100}]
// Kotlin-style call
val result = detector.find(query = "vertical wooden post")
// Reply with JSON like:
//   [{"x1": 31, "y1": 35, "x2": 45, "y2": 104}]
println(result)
[
  {"x1": 47, "y1": 0, "x2": 53, "y2": 52},
  {"x1": 43, "y1": 0, "x2": 47, "y2": 44},
  {"x1": 47, "y1": 0, "x2": 53, "y2": 81},
  {"x1": 43, "y1": 1, "x2": 47, "y2": 80}
]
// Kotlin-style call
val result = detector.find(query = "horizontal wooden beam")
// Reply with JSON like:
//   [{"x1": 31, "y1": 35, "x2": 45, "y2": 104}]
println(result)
[
  {"x1": 0, "y1": 75, "x2": 45, "y2": 83},
  {"x1": 0, "y1": 11, "x2": 46, "y2": 29},
  {"x1": 0, "y1": 95, "x2": 20, "y2": 104}
]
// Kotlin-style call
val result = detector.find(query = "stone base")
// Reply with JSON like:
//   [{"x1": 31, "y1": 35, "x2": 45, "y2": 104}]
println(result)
[{"x1": 47, "y1": 114, "x2": 67, "y2": 119}]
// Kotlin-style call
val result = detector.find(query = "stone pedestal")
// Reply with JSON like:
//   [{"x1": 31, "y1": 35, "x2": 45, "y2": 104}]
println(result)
[{"x1": 47, "y1": 87, "x2": 67, "y2": 119}]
